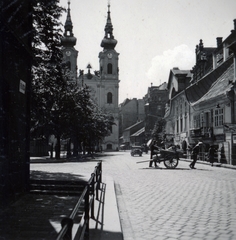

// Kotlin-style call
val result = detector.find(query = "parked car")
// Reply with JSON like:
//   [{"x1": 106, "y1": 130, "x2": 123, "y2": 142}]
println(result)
[{"x1": 130, "y1": 146, "x2": 142, "y2": 156}]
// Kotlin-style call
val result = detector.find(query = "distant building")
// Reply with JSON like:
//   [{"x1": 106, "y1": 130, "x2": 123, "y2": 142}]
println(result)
[
  {"x1": 119, "y1": 98, "x2": 145, "y2": 138},
  {"x1": 122, "y1": 121, "x2": 145, "y2": 148},
  {"x1": 164, "y1": 68, "x2": 192, "y2": 147},
  {"x1": 144, "y1": 82, "x2": 169, "y2": 140}
]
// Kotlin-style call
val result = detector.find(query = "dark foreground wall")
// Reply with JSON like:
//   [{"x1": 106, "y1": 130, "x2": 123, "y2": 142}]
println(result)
[{"x1": 0, "y1": 0, "x2": 32, "y2": 207}]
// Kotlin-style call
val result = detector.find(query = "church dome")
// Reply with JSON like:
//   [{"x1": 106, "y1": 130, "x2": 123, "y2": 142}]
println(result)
[
  {"x1": 61, "y1": 36, "x2": 76, "y2": 47},
  {"x1": 101, "y1": 37, "x2": 117, "y2": 49}
]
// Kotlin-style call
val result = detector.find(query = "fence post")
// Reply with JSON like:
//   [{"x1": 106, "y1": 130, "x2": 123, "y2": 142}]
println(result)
[
  {"x1": 99, "y1": 161, "x2": 102, "y2": 184},
  {"x1": 90, "y1": 173, "x2": 95, "y2": 219},
  {"x1": 84, "y1": 186, "x2": 90, "y2": 239},
  {"x1": 60, "y1": 217, "x2": 73, "y2": 240}
]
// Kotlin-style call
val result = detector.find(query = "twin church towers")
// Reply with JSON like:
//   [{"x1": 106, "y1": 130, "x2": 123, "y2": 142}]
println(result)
[{"x1": 61, "y1": 1, "x2": 120, "y2": 151}]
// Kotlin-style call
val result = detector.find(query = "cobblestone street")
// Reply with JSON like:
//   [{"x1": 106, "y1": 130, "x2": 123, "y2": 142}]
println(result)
[{"x1": 99, "y1": 152, "x2": 236, "y2": 240}]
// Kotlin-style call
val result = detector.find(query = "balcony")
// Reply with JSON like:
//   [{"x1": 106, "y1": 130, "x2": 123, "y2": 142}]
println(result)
[{"x1": 190, "y1": 127, "x2": 213, "y2": 138}]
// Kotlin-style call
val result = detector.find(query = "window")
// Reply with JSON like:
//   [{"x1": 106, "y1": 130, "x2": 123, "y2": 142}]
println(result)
[
  {"x1": 176, "y1": 119, "x2": 179, "y2": 133},
  {"x1": 200, "y1": 113, "x2": 204, "y2": 127},
  {"x1": 194, "y1": 115, "x2": 200, "y2": 128},
  {"x1": 107, "y1": 92, "x2": 112, "y2": 103},
  {"x1": 107, "y1": 63, "x2": 112, "y2": 74},
  {"x1": 215, "y1": 108, "x2": 224, "y2": 127},
  {"x1": 180, "y1": 117, "x2": 183, "y2": 132}
]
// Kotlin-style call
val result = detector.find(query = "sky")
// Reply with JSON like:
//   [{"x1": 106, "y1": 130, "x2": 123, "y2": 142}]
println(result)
[{"x1": 60, "y1": 0, "x2": 236, "y2": 104}]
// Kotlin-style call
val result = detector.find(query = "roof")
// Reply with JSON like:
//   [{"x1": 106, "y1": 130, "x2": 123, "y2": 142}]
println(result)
[
  {"x1": 131, "y1": 127, "x2": 145, "y2": 137},
  {"x1": 192, "y1": 64, "x2": 234, "y2": 106},
  {"x1": 124, "y1": 121, "x2": 144, "y2": 131},
  {"x1": 167, "y1": 68, "x2": 191, "y2": 90},
  {"x1": 185, "y1": 55, "x2": 234, "y2": 104}
]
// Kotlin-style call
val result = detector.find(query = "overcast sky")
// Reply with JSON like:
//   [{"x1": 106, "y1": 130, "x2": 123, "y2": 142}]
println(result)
[{"x1": 60, "y1": 0, "x2": 236, "y2": 103}]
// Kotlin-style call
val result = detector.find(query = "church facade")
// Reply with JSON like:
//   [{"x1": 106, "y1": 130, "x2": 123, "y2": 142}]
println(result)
[{"x1": 61, "y1": 2, "x2": 120, "y2": 151}]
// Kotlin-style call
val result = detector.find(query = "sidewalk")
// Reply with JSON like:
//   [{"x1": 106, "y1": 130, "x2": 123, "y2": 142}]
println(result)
[{"x1": 0, "y1": 155, "x2": 123, "y2": 240}]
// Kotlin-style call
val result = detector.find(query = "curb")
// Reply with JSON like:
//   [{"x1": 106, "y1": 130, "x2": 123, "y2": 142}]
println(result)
[
  {"x1": 89, "y1": 175, "x2": 123, "y2": 240},
  {"x1": 180, "y1": 158, "x2": 236, "y2": 170}
]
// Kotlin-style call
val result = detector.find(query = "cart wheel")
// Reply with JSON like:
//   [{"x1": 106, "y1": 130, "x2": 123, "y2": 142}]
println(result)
[{"x1": 164, "y1": 156, "x2": 179, "y2": 169}]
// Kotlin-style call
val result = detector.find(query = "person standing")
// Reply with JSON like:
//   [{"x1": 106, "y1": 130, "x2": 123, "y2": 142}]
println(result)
[
  {"x1": 149, "y1": 140, "x2": 158, "y2": 167},
  {"x1": 189, "y1": 141, "x2": 202, "y2": 169},
  {"x1": 208, "y1": 145, "x2": 215, "y2": 167}
]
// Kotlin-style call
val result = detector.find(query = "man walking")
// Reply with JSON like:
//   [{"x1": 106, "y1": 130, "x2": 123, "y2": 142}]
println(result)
[{"x1": 189, "y1": 141, "x2": 203, "y2": 169}]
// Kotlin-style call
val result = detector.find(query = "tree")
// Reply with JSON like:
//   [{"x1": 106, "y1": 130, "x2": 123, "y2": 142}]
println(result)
[
  {"x1": 151, "y1": 119, "x2": 166, "y2": 145},
  {"x1": 31, "y1": 0, "x2": 66, "y2": 157}
]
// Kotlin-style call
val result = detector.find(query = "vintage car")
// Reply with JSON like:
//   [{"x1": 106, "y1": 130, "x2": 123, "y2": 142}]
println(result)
[{"x1": 130, "y1": 146, "x2": 143, "y2": 156}]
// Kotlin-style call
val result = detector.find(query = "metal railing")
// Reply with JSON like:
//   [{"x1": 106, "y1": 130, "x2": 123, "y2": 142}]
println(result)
[{"x1": 56, "y1": 161, "x2": 102, "y2": 240}]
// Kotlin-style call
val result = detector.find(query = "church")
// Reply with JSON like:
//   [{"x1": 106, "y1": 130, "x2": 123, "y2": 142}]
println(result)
[{"x1": 61, "y1": 2, "x2": 120, "y2": 151}]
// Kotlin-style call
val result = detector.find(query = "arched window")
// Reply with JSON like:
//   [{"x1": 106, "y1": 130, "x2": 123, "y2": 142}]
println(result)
[
  {"x1": 107, "y1": 63, "x2": 112, "y2": 74},
  {"x1": 66, "y1": 61, "x2": 71, "y2": 70},
  {"x1": 107, "y1": 92, "x2": 112, "y2": 103}
]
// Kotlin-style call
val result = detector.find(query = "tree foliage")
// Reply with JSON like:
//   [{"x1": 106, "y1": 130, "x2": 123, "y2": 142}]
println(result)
[
  {"x1": 31, "y1": 0, "x2": 114, "y2": 157},
  {"x1": 151, "y1": 118, "x2": 166, "y2": 145}
]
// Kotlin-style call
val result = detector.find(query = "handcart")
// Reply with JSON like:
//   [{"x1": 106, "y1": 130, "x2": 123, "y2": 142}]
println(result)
[
  {"x1": 153, "y1": 148, "x2": 179, "y2": 169},
  {"x1": 137, "y1": 146, "x2": 181, "y2": 169}
]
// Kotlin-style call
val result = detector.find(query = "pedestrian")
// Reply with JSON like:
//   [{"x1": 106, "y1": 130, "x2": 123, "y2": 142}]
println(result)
[
  {"x1": 208, "y1": 145, "x2": 215, "y2": 167},
  {"x1": 189, "y1": 141, "x2": 203, "y2": 169},
  {"x1": 149, "y1": 140, "x2": 159, "y2": 167}
]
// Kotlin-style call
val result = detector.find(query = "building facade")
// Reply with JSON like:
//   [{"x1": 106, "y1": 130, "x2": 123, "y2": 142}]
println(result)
[
  {"x1": 0, "y1": 0, "x2": 32, "y2": 207},
  {"x1": 164, "y1": 20, "x2": 236, "y2": 165},
  {"x1": 144, "y1": 82, "x2": 169, "y2": 141},
  {"x1": 119, "y1": 98, "x2": 145, "y2": 138}
]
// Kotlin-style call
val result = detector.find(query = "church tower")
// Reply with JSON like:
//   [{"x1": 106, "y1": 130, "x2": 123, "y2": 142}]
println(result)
[
  {"x1": 99, "y1": 4, "x2": 120, "y2": 150},
  {"x1": 61, "y1": 0, "x2": 78, "y2": 82},
  {"x1": 77, "y1": 3, "x2": 120, "y2": 151}
]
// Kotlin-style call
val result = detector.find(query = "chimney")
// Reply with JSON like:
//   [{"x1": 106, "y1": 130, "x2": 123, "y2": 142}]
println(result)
[
  {"x1": 216, "y1": 37, "x2": 223, "y2": 48},
  {"x1": 231, "y1": 19, "x2": 236, "y2": 33}
]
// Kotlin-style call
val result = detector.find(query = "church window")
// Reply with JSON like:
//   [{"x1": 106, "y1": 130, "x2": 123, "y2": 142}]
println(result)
[
  {"x1": 107, "y1": 63, "x2": 112, "y2": 74},
  {"x1": 66, "y1": 61, "x2": 71, "y2": 70},
  {"x1": 107, "y1": 92, "x2": 112, "y2": 103}
]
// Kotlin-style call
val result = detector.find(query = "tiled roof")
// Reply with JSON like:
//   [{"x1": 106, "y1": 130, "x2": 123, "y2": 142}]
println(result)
[
  {"x1": 192, "y1": 64, "x2": 234, "y2": 106},
  {"x1": 185, "y1": 55, "x2": 234, "y2": 104}
]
